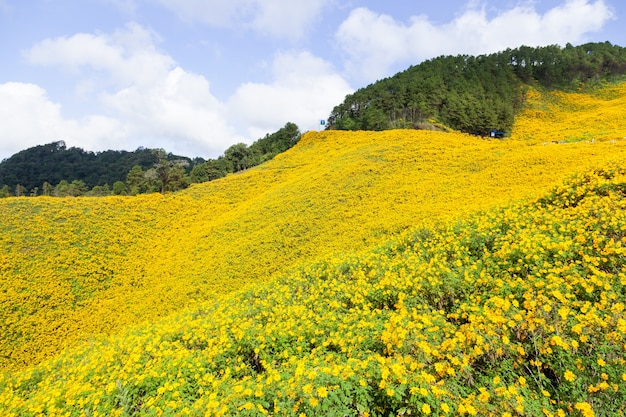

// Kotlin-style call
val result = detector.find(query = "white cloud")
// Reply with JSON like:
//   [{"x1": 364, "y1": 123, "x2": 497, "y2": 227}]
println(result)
[
  {"x1": 102, "y1": 66, "x2": 239, "y2": 156},
  {"x1": 4, "y1": 23, "x2": 351, "y2": 160},
  {"x1": 228, "y1": 51, "x2": 353, "y2": 140},
  {"x1": 154, "y1": 0, "x2": 332, "y2": 39},
  {"x1": 26, "y1": 23, "x2": 173, "y2": 88},
  {"x1": 336, "y1": 0, "x2": 615, "y2": 82},
  {"x1": 0, "y1": 82, "x2": 123, "y2": 160},
  {"x1": 19, "y1": 23, "x2": 241, "y2": 158}
]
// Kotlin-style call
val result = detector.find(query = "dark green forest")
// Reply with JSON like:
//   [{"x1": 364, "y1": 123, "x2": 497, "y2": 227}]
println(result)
[
  {"x1": 0, "y1": 122, "x2": 300, "y2": 197},
  {"x1": 0, "y1": 142, "x2": 169, "y2": 195},
  {"x1": 327, "y1": 42, "x2": 626, "y2": 134}
]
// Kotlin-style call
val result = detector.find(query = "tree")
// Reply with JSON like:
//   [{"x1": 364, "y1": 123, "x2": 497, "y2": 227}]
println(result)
[
  {"x1": 0, "y1": 185, "x2": 10, "y2": 198},
  {"x1": 54, "y1": 180, "x2": 70, "y2": 197},
  {"x1": 326, "y1": 42, "x2": 626, "y2": 134},
  {"x1": 154, "y1": 157, "x2": 172, "y2": 194},
  {"x1": 69, "y1": 180, "x2": 87, "y2": 197},
  {"x1": 224, "y1": 143, "x2": 253, "y2": 172},
  {"x1": 0, "y1": 141, "x2": 195, "y2": 192},
  {"x1": 150, "y1": 150, "x2": 191, "y2": 194},
  {"x1": 250, "y1": 122, "x2": 301, "y2": 157},
  {"x1": 190, "y1": 158, "x2": 232, "y2": 183},
  {"x1": 165, "y1": 165, "x2": 190, "y2": 192},
  {"x1": 126, "y1": 165, "x2": 147, "y2": 195},
  {"x1": 42, "y1": 182, "x2": 53, "y2": 196},
  {"x1": 89, "y1": 185, "x2": 105, "y2": 196},
  {"x1": 15, "y1": 184, "x2": 27, "y2": 197},
  {"x1": 112, "y1": 181, "x2": 127, "y2": 195}
]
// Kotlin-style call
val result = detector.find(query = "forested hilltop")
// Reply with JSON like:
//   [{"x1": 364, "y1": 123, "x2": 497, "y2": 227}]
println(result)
[
  {"x1": 327, "y1": 41, "x2": 626, "y2": 134},
  {"x1": 0, "y1": 122, "x2": 300, "y2": 197}
]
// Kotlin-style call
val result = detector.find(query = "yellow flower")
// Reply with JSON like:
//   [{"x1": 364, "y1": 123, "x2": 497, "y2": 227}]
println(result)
[
  {"x1": 575, "y1": 402, "x2": 595, "y2": 417},
  {"x1": 421, "y1": 403, "x2": 431, "y2": 415},
  {"x1": 316, "y1": 386, "x2": 328, "y2": 398},
  {"x1": 478, "y1": 389, "x2": 490, "y2": 403},
  {"x1": 564, "y1": 370, "x2": 575, "y2": 382},
  {"x1": 238, "y1": 402, "x2": 255, "y2": 411}
]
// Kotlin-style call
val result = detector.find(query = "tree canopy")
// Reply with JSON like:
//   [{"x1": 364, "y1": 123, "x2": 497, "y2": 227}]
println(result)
[
  {"x1": 0, "y1": 122, "x2": 301, "y2": 197},
  {"x1": 327, "y1": 42, "x2": 626, "y2": 135},
  {"x1": 0, "y1": 141, "x2": 186, "y2": 193}
]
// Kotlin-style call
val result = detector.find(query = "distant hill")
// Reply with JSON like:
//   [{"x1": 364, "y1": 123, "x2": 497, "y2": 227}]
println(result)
[
  {"x1": 327, "y1": 41, "x2": 626, "y2": 135},
  {"x1": 0, "y1": 122, "x2": 301, "y2": 196},
  {"x1": 0, "y1": 141, "x2": 197, "y2": 192}
]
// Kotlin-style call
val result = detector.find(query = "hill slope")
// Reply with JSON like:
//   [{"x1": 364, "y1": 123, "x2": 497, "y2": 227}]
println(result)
[
  {"x1": 1, "y1": 80, "x2": 626, "y2": 415},
  {"x1": 327, "y1": 42, "x2": 626, "y2": 134},
  {"x1": 2, "y1": 157, "x2": 626, "y2": 416},
  {"x1": 2, "y1": 82, "x2": 626, "y2": 371}
]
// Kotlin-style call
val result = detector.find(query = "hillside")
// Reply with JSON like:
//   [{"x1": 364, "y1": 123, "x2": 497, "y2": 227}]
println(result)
[
  {"x1": 0, "y1": 122, "x2": 301, "y2": 196},
  {"x1": 1, "y1": 80, "x2": 626, "y2": 415},
  {"x1": 2, "y1": 165, "x2": 626, "y2": 416},
  {"x1": 327, "y1": 42, "x2": 626, "y2": 134},
  {"x1": 0, "y1": 142, "x2": 184, "y2": 192}
]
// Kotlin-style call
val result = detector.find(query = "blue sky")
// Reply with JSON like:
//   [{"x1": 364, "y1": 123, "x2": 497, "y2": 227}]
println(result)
[{"x1": 0, "y1": 0, "x2": 624, "y2": 160}]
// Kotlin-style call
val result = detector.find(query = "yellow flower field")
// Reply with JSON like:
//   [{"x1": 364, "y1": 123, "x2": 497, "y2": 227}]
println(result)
[
  {"x1": 4, "y1": 129, "x2": 626, "y2": 370},
  {"x1": 512, "y1": 81, "x2": 626, "y2": 143},
  {"x1": 2, "y1": 160, "x2": 626, "y2": 416},
  {"x1": 1, "y1": 81, "x2": 626, "y2": 415}
]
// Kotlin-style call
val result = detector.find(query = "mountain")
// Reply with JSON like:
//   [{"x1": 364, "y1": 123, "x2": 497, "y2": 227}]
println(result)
[
  {"x1": 0, "y1": 141, "x2": 197, "y2": 192},
  {"x1": 1, "y1": 62, "x2": 626, "y2": 415},
  {"x1": 0, "y1": 122, "x2": 301, "y2": 196},
  {"x1": 327, "y1": 41, "x2": 626, "y2": 135}
]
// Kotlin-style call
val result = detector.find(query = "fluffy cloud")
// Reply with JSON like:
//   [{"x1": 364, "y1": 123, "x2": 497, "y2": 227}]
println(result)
[
  {"x1": 26, "y1": 23, "x2": 173, "y2": 88},
  {"x1": 1, "y1": 23, "x2": 351, "y2": 160},
  {"x1": 19, "y1": 23, "x2": 242, "y2": 158},
  {"x1": 102, "y1": 66, "x2": 238, "y2": 156},
  {"x1": 336, "y1": 0, "x2": 615, "y2": 82},
  {"x1": 154, "y1": 0, "x2": 332, "y2": 39},
  {"x1": 0, "y1": 82, "x2": 123, "y2": 159},
  {"x1": 228, "y1": 51, "x2": 353, "y2": 140}
]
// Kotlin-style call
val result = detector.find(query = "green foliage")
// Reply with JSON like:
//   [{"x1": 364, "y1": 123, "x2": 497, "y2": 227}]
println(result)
[
  {"x1": 0, "y1": 141, "x2": 197, "y2": 195},
  {"x1": 0, "y1": 123, "x2": 301, "y2": 197},
  {"x1": 189, "y1": 158, "x2": 231, "y2": 183},
  {"x1": 327, "y1": 41, "x2": 626, "y2": 135},
  {"x1": 249, "y1": 121, "x2": 301, "y2": 159},
  {"x1": 112, "y1": 181, "x2": 127, "y2": 196},
  {"x1": 190, "y1": 122, "x2": 301, "y2": 181}
]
